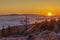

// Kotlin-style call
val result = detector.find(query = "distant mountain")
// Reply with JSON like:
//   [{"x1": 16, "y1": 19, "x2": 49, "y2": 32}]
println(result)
[{"x1": 0, "y1": 14, "x2": 44, "y2": 17}]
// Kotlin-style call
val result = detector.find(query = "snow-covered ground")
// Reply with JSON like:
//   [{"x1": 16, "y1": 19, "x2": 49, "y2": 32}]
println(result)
[
  {"x1": 0, "y1": 15, "x2": 47, "y2": 29},
  {"x1": 0, "y1": 16, "x2": 60, "y2": 40},
  {"x1": 0, "y1": 16, "x2": 36, "y2": 29},
  {"x1": 0, "y1": 31, "x2": 60, "y2": 40},
  {"x1": 0, "y1": 37, "x2": 27, "y2": 40},
  {"x1": 0, "y1": 16, "x2": 21, "y2": 29}
]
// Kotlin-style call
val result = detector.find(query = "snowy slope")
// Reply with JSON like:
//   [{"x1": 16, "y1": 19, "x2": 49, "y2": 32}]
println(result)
[{"x1": 0, "y1": 15, "x2": 37, "y2": 29}]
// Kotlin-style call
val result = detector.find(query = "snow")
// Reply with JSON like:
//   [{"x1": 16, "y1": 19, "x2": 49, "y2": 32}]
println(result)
[
  {"x1": 0, "y1": 16, "x2": 36, "y2": 29},
  {"x1": 0, "y1": 37, "x2": 27, "y2": 40}
]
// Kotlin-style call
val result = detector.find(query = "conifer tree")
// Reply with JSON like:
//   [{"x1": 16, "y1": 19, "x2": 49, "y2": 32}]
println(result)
[{"x1": 1, "y1": 25, "x2": 5, "y2": 37}]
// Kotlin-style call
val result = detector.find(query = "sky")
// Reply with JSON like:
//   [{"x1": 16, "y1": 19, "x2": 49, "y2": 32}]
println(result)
[{"x1": 0, "y1": 0, "x2": 60, "y2": 15}]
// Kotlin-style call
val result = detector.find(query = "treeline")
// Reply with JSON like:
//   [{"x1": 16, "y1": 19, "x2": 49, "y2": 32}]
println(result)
[
  {"x1": 0, "y1": 25, "x2": 25, "y2": 37},
  {"x1": 0, "y1": 18, "x2": 60, "y2": 37},
  {"x1": 24, "y1": 18, "x2": 60, "y2": 35}
]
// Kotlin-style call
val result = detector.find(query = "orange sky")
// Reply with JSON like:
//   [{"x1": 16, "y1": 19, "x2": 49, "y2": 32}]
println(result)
[{"x1": 0, "y1": 0, "x2": 60, "y2": 15}]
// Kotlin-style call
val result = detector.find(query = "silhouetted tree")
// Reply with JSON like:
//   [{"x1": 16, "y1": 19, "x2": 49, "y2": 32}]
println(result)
[
  {"x1": 1, "y1": 25, "x2": 5, "y2": 37},
  {"x1": 7, "y1": 25, "x2": 11, "y2": 36},
  {"x1": 47, "y1": 19, "x2": 56, "y2": 31},
  {"x1": 57, "y1": 18, "x2": 60, "y2": 31},
  {"x1": 40, "y1": 19, "x2": 48, "y2": 31}
]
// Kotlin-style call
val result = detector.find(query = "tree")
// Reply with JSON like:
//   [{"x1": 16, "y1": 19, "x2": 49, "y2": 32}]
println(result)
[
  {"x1": 1, "y1": 25, "x2": 5, "y2": 37},
  {"x1": 7, "y1": 25, "x2": 11, "y2": 36}
]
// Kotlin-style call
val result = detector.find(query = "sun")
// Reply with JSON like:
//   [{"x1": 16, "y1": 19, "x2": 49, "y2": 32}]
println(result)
[{"x1": 48, "y1": 12, "x2": 52, "y2": 16}]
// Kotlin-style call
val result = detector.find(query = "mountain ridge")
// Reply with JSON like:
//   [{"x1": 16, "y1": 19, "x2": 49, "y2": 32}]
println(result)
[{"x1": 0, "y1": 14, "x2": 44, "y2": 17}]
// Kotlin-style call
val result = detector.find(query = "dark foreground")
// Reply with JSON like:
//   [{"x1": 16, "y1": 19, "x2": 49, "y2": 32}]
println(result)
[{"x1": 0, "y1": 18, "x2": 60, "y2": 40}]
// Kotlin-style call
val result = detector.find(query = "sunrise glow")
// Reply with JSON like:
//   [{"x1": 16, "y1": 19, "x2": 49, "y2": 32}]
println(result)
[{"x1": 48, "y1": 12, "x2": 52, "y2": 16}]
